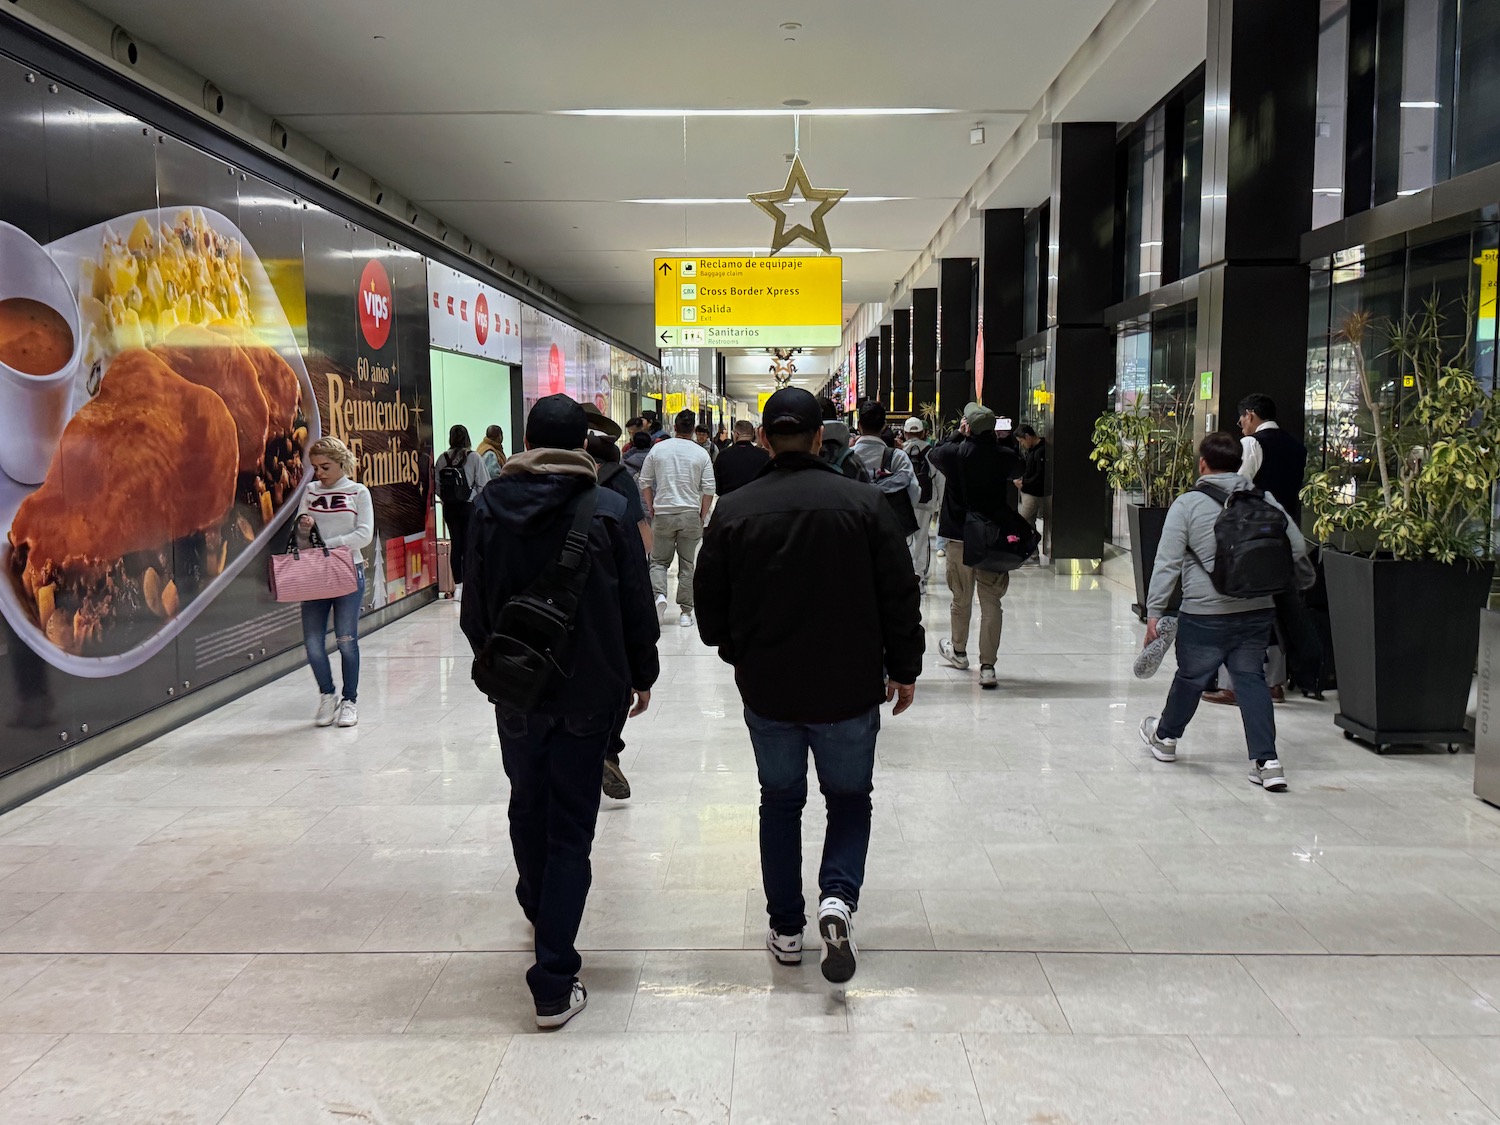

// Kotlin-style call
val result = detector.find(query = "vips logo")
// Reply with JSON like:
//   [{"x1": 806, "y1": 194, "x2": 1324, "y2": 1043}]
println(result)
[
  {"x1": 358, "y1": 259, "x2": 393, "y2": 350},
  {"x1": 474, "y1": 292, "x2": 489, "y2": 345}
]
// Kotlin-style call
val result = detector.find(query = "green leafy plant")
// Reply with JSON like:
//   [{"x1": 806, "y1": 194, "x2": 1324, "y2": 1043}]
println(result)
[
  {"x1": 1303, "y1": 299, "x2": 1500, "y2": 564},
  {"x1": 1089, "y1": 396, "x2": 1197, "y2": 508},
  {"x1": 918, "y1": 401, "x2": 945, "y2": 438}
]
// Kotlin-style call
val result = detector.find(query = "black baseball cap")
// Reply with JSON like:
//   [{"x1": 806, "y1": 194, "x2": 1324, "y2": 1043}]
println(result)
[
  {"x1": 762, "y1": 388, "x2": 823, "y2": 435},
  {"x1": 525, "y1": 394, "x2": 588, "y2": 450}
]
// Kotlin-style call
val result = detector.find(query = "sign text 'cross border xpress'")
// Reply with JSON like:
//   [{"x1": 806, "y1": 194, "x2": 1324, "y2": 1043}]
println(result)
[{"x1": 654, "y1": 256, "x2": 842, "y2": 349}]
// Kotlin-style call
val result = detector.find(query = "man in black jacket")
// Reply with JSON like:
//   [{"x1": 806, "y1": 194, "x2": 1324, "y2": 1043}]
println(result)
[
  {"x1": 1014, "y1": 425, "x2": 1049, "y2": 536},
  {"x1": 460, "y1": 394, "x2": 660, "y2": 1029},
  {"x1": 695, "y1": 388, "x2": 924, "y2": 985},
  {"x1": 712, "y1": 419, "x2": 771, "y2": 496},
  {"x1": 929, "y1": 402, "x2": 1025, "y2": 691}
]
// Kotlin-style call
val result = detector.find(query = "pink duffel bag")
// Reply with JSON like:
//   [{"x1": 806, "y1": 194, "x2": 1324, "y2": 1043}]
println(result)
[{"x1": 269, "y1": 522, "x2": 358, "y2": 603}]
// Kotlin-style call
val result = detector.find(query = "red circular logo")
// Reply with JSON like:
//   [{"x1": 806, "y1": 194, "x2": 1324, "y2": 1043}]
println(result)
[
  {"x1": 357, "y1": 259, "x2": 393, "y2": 350},
  {"x1": 474, "y1": 292, "x2": 489, "y2": 345},
  {"x1": 547, "y1": 343, "x2": 566, "y2": 395}
]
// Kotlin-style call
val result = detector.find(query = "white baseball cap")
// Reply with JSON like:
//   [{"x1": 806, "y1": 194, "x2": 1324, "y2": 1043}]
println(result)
[{"x1": 903, "y1": 417, "x2": 924, "y2": 433}]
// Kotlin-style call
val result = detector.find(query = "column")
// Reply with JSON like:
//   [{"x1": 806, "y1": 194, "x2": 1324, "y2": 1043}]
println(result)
[
  {"x1": 892, "y1": 308, "x2": 912, "y2": 414},
  {"x1": 879, "y1": 323, "x2": 894, "y2": 408},
  {"x1": 1197, "y1": 0, "x2": 1318, "y2": 439},
  {"x1": 979, "y1": 208, "x2": 1025, "y2": 421},
  {"x1": 938, "y1": 257, "x2": 975, "y2": 422},
  {"x1": 912, "y1": 288, "x2": 938, "y2": 411},
  {"x1": 862, "y1": 337, "x2": 879, "y2": 404},
  {"x1": 1048, "y1": 123, "x2": 1117, "y2": 566}
]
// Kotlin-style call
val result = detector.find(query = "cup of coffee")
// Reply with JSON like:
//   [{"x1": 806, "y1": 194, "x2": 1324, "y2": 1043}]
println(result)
[{"x1": 0, "y1": 221, "x2": 81, "y2": 485}]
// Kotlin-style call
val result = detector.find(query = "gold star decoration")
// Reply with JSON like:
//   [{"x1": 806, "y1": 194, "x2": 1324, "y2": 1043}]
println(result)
[{"x1": 748, "y1": 154, "x2": 848, "y2": 256}]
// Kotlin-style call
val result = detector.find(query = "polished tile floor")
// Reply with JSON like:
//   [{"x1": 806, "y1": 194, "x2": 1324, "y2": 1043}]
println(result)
[{"x1": 1, "y1": 565, "x2": 1500, "y2": 1122}]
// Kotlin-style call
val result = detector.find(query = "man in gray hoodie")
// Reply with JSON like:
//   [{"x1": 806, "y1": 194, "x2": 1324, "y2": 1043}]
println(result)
[
  {"x1": 1139, "y1": 432, "x2": 1308, "y2": 792},
  {"x1": 817, "y1": 396, "x2": 871, "y2": 483}
]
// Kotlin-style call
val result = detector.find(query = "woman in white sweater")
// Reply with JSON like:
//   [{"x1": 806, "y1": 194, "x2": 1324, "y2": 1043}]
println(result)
[{"x1": 296, "y1": 436, "x2": 375, "y2": 728}]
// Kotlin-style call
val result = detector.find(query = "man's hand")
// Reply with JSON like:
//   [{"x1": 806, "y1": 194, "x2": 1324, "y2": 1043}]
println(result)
[
  {"x1": 1144, "y1": 618, "x2": 1160, "y2": 647},
  {"x1": 885, "y1": 680, "x2": 916, "y2": 716},
  {"x1": 629, "y1": 689, "x2": 652, "y2": 717},
  {"x1": 298, "y1": 515, "x2": 315, "y2": 531},
  {"x1": 1012, "y1": 479, "x2": 1023, "y2": 490},
  {"x1": 958, "y1": 420, "x2": 970, "y2": 436}
]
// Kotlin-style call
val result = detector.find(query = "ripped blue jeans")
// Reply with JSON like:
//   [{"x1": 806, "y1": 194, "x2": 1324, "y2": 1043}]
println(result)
[{"x1": 301, "y1": 567, "x2": 365, "y2": 702}]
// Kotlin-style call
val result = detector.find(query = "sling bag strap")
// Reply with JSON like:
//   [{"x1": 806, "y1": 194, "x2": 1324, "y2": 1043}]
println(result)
[{"x1": 519, "y1": 484, "x2": 599, "y2": 623}]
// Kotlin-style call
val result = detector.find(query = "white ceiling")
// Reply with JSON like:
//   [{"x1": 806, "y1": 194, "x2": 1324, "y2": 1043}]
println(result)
[{"x1": 82, "y1": 0, "x2": 1205, "y2": 318}]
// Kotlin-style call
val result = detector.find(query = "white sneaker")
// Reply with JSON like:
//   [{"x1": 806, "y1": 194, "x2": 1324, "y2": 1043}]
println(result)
[
  {"x1": 314, "y1": 693, "x2": 338, "y2": 727},
  {"x1": 1138, "y1": 716, "x2": 1177, "y2": 762},
  {"x1": 817, "y1": 897, "x2": 857, "y2": 984},
  {"x1": 655, "y1": 594, "x2": 668, "y2": 619},
  {"x1": 939, "y1": 639, "x2": 970, "y2": 671},
  {"x1": 766, "y1": 928, "x2": 803, "y2": 966},
  {"x1": 980, "y1": 665, "x2": 998, "y2": 690},
  {"x1": 678, "y1": 610, "x2": 694, "y2": 628},
  {"x1": 454, "y1": 583, "x2": 463, "y2": 604},
  {"x1": 1251, "y1": 758, "x2": 1288, "y2": 791},
  {"x1": 535, "y1": 980, "x2": 588, "y2": 1029},
  {"x1": 336, "y1": 700, "x2": 358, "y2": 728}
]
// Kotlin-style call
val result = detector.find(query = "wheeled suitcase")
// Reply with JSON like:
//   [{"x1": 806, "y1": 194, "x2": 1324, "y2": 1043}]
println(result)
[{"x1": 436, "y1": 540, "x2": 455, "y2": 598}]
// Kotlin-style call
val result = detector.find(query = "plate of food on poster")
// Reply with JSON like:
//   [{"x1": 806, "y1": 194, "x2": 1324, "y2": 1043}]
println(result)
[{"x1": 0, "y1": 208, "x2": 320, "y2": 678}]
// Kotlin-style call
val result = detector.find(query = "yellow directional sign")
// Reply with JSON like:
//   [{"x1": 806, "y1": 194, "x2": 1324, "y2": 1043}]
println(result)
[{"x1": 654, "y1": 256, "x2": 842, "y2": 349}]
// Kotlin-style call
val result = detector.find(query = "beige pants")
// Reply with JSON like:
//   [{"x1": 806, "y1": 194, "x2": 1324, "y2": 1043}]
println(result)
[
  {"x1": 945, "y1": 541, "x2": 1010, "y2": 665},
  {"x1": 650, "y1": 510, "x2": 703, "y2": 609},
  {"x1": 1018, "y1": 492, "x2": 1043, "y2": 525}
]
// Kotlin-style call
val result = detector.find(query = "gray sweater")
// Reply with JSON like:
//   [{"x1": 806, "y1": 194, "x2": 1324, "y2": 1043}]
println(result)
[{"x1": 1146, "y1": 472, "x2": 1308, "y2": 618}]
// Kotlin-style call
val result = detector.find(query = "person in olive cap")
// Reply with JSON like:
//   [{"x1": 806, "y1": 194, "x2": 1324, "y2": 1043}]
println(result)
[
  {"x1": 928, "y1": 401, "x2": 1024, "y2": 690},
  {"x1": 695, "y1": 387, "x2": 924, "y2": 985},
  {"x1": 460, "y1": 393, "x2": 660, "y2": 1029}
]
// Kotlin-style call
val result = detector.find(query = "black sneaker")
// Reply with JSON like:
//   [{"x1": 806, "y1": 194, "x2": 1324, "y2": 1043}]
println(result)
[
  {"x1": 602, "y1": 759, "x2": 631, "y2": 800},
  {"x1": 535, "y1": 980, "x2": 588, "y2": 1029}
]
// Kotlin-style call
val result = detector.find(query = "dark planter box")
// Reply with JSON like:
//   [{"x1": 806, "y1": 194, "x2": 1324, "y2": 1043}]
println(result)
[
  {"x1": 1324, "y1": 551, "x2": 1494, "y2": 750},
  {"x1": 1127, "y1": 505, "x2": 1179, "y2": 621}
]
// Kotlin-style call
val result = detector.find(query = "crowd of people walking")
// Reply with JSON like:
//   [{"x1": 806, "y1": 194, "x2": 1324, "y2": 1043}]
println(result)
[{"x1": 397, "y1": 387, "x2": 1314, "y2": 1028}]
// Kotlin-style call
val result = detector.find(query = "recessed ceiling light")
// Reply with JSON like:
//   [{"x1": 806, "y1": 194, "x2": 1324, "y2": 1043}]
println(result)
[
  {"x1": 372, "y1": 34, "x2": 385, "y2": 40},
  {"x1": 652, "y1": 246, "x2": 881, "y2": 254},
  {"x1": 783, "y1": 98, "x2": 810, "y2": 107},
  {"x1": 1400, "y1": 100, "x2": 1441, "y2": 109},
  {"x1": 624, "y1": 195, "x2": 909, "y2": 204},
  {"x1": 779, "y1": 22, "x2": 802, "y2": 30},
  {"x1": 559, "y1": 107, "x2": 949, "y2": 118}
]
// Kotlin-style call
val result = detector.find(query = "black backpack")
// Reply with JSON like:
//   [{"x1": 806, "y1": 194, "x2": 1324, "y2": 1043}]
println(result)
[
  {"x1": 907, "y1": 442, "x2": 934, "y2": 504},
  {"x1": 877, "y1": 448, "x2": 921, "y2": 536},
  {"x1": 1192, "y1": 483, "x2": 1295, "y2": 598},
  {"x1": 471, "y1": 488, "x2": 598, "y2": 714},
  {"x1": 438, "y1": 451, "x2": 469, "y2": 507}
]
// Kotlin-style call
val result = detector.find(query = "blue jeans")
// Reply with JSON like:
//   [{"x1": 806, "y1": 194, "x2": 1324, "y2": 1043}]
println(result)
[
  {"x1": 1158, "y1": 609, "x2": 1278, "y2": 761},
  {"x1": 498, "y1": 707, "x2": 618, "y2": 1006},
  {"x1": 744, "y1": 705, "x2": 879, "y2": 935},
  {"x1": 301, "y1": 567, "x2": 365, "y2": 702}
]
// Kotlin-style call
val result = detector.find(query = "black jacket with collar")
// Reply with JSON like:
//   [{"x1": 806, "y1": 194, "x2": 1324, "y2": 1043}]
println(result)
[
  {"x1": 460, "y1": 467, "x2": 660, "y2": 717},
  {"x1": 929, "y1": 429, "x2": 1025, "y2": 541},
  {"x1": 712, "y1": 440, "x2": 772, "y2": 496},
  {"x1": 694, "y1": 451, "x2": 925, "y2": 723},
  {"x1": 1020, "y1": 438, "x2": 1048, "y2": 497}
]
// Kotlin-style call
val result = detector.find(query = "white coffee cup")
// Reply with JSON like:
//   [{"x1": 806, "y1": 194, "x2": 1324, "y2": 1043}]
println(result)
[{"x1": 0, "y1": 221, "x2": 81, "y2": 485}]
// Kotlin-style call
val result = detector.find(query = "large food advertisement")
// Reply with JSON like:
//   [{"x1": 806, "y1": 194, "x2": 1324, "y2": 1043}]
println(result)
[{"x1": 0, "y1": 54, "x2": 434, "y2": 778}]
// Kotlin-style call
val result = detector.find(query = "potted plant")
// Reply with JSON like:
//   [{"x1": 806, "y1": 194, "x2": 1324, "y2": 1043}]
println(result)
[
  {"x1": 1303, "y1": 299, "x2": 1499, "y2": 750},
  {"x1": 1090, "y1": 396, "x2": 1197, "y2": 620}
]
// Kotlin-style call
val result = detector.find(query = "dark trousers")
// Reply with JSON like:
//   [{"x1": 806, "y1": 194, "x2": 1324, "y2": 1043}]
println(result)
[
  {"x1": 498, "y1": 707, "x2": 614, "y2": 1005},
  {"x1": 605, "y1": 708, "x2": 627, "y2": 767},
  {"x1": 1274, "y1": 588, "x2": 1324, "y2": 694},
  {"x1": 743, "y1": 705, "x2": 879, "y2": 935},
  {"x1": 1158, "y1": 610, "x2": 1278, "y2": 761},
  {"x1": 446, "y1": 501, "x2": 472, "y2": 585}
]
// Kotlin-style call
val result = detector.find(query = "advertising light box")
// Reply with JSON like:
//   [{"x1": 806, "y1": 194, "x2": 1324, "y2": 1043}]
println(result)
[{"x1": 427, "y1": 261, "x2": 521, "y2": 365}]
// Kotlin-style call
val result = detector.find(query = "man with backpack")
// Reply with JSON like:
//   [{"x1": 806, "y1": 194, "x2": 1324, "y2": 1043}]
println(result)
[
  {"x1": 1138, "y1": 431, "x2": 1309, "y2": 792},
  {"x1": 902, "y1": 416, "x2": 938, "y2": 588},
  {"x1": 816, "y1": 396, "x2": 871, "y2": 483},
  {"x1": 460, "y1": 393, "x2": 659, "y2": 1028},
  {"x1": 851, "y1": 401, "x2": 921, "y2": 544}
]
